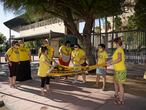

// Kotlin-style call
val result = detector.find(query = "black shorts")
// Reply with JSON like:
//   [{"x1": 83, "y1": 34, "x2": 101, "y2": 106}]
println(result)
[{"x1": 8, "y1": 62, "x2": 19, "y2": 77}]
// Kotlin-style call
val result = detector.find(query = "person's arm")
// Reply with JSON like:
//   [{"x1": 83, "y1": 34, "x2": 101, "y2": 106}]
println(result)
[
  {"x1": 5, "y1": 48, "x2": 13, "y2": 66},
  {"x1": 107, "y1": 53, "x2": 122, "y2": 66},
  {"x1": 27, "y1": 48, "x2": 31, "y2": 62}
]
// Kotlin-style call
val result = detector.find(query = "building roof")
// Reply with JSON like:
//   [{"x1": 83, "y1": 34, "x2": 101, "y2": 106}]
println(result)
[
  {"x1": 12, "y1": 31, "x2": 65, "y2": 41},
  {"x1": 4, "y1": 15, "x2": 30, "y2": 31}
]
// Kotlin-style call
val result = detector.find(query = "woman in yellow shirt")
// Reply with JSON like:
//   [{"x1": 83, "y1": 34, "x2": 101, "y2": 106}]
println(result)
[
  {"x1": 17, "y1": 40, "x2": 32, "y2": 81},
  {"x1": 59, "y1": 41, "x2": 72, "y2": 80},
  {"x1": 5, "y1": 40, "x2": 19, "y2": 88},
  {"x1": 107, "y1": 37, "x2": 126, "y2": 104},
  {"x1": 38, "y1": 46, "x2": 51, "y2": 96},
  {"x1": 71, "y1": 44, "x2": 87, "y2": 83}
]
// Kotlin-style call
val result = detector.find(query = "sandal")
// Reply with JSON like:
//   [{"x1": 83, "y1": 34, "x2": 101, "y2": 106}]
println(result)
[
  {"x1": 114, "y1": 94, "x2": 119, "y2": 100},
  {"x1": 114, "y1": 100, "x2": 124, "y2": 105}
]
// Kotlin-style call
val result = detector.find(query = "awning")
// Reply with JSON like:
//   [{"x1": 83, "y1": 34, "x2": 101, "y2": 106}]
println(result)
[{"x1": 12, "y1": 31, "x2": 65, "y2": 41}]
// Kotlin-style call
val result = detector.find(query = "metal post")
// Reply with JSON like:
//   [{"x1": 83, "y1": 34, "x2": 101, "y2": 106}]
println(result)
[{"x1": 9, "y1": 29, "x2": 12, "y2": 46}]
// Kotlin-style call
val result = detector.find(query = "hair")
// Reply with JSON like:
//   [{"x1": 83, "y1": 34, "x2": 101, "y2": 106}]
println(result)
[
  {"x1": 98, "y1": 44, "x2": 105, "y2": 49},
  {"x1": 41, "y1": 46, "x2": 48, "y2": 53},
  {"x1": 113, "y1": 37, "x2": 122, "y2": 46},
  {"x1": 74, "y1": 44, "x2": 81, "y2": 49},
  {"x1": 64, "y1": 41, "x2": 70, "y2": 45},
  {"x1": 12, "y1": 40, "x2": 18, "y2": 46},
  {"x1": 18, "y1": 40, "x2": 24, "y2": 44}
]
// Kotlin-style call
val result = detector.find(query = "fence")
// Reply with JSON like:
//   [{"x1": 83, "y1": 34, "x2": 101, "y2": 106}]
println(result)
[{"x1": 92, "y1": 30, "x2": 146, "y2": 64}]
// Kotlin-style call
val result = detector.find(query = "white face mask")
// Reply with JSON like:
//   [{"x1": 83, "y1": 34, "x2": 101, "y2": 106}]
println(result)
[{"x1": 20, "y1": 44, "x2": 24, "y2": 47}]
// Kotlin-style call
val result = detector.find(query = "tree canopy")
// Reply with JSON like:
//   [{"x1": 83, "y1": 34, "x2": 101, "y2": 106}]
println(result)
[
  {"x1": 1, "y1": 0, "x2": 126, "y2": 64},
  {"x1": 0, "y1": 33, "x2": 6, "y2": 44},
  {"x1": 134, "y1": 0, "x2": 146, "y2": 30}
]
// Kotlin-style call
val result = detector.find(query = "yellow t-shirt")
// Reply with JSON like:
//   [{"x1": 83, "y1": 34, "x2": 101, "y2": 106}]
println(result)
[
  {"x1": 5, "y1": 47, "x2": 19, "y2": 62},
  {"x1": 38, "y1": 45, "x2": 54, "y2": 60},
  {"x1": 38, "y1": 54, "x2": 50, "y2": 77},
  {"x1": 71, "y1": 49, "x2": 86, "y2": 65},
  {"x1": 112, "y1": 47, "x2": 126, "y2": 71},
  {"x1": 59, "y1": 45, "x2": 72, "y2": 56},
  {"x1": 97, "y1": 51, "x2": 108, "y2": 67},
  {"x1": 19, "y1": 46, "x2": 30, "y2": 61}
]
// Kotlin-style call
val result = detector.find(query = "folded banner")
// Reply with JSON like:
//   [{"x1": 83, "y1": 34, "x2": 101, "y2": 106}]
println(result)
[{"x1": 47, "y1": 64, "x2": 105, "y2": 76}]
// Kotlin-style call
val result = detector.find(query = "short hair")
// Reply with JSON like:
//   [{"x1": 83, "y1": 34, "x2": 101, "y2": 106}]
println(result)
[
  {"x1": 12, "y1": 40, "x2": 18, "y2": 46},
  {"x1": 98, "y1": 44, "x2": 105, "y2": 49},
  {"x1": 64, "y1": 41, "x2": 70, "y2": 45},
  {"x1": 113, "y1": 37, "x2": 122, "y2": 46},
  {"x1": 41, "y1": 46, "x2": 48, "y2": 53}
]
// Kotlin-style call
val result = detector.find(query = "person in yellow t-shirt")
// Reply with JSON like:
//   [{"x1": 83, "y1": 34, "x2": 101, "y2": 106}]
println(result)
[
  {"x1": 71, "y1": 44, "x2": 87, "y2": 83},
  {"x1": 107, "y1": 37, "x2": 126, "y2": 104},
  {"x1": 58, "y1": 41, "x2": 72, "y2": 80},
  {"x1": 59, "y1": 41, "x2": 72, "y2": 66},
  {"x1": 17, "y1": 40, "x2": 32, "y2": 81},
  {"x1": 38, "y1": 46, "x2": 51, "y2": 96},
  {"x1": 38, "y1": 39, "x2": 54, "y2": 61},
  {"x1": 96, "y1": 44, "x2": 108, "y2": 91},
  {"x1": 5, "y1": 40, "x2": 19, "y2": 88},
  {"x1": 38, "y1": 39, "x2": 55, "y2": 80}
]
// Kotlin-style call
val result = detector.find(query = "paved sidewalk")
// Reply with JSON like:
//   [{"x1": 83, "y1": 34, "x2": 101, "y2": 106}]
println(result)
[
  {"x1": 0, "y1": 61, "x2": 146, "y2": 110},
  {"x1": 0, "y1": 76, "x2": 146, "y2": 110}
]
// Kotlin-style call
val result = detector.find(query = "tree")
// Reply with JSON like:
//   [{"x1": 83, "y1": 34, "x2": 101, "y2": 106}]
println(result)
[
  {"x1": 1, "y1": 0, "x2": 125, "y2": 65},
  {"x1": 0, "y1": 33, "x2": 6, "y2": 44},
  {"x1": 134, "y1": 0, "x2": 146, "y2": 30},
  {"x1": 114, "y1": 16, "x2": 122, "y2": 31},
  {"x1": 125, "y1": 15, "x2": 137, "y2": 30}
]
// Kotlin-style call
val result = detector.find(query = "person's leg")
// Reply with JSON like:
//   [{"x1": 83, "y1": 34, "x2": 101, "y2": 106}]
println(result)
[
  {"x1": 102, "y1": 75, "x2": 106, "y2": 90},
  {"x1": 9, "y1": 77, "x2": 13, "y2": 87},
  {"x1": 118, "y1": 83, "x2": 124, "y2": 103},
  {"x1": 12, "y1": 76, "x2": 16, "y2": 88},
  {"x1": 8, "y1": 64, "x2": 13, "y2": 87},
  {"x1": 40, "y1": 77, "x2": 46, "y2": 95},
  {"x1": 96, "y1": 75, "x2": 100, "y2": 87},
  {"x1": 114, "y1": 80, "x2": 119, "y2": 96},
  {"x1": 82, "y1": 73, "x2": 86, "y2": 83},
  {"x1": 46, "y1": 76, "x2": 50, "y2": 92}
]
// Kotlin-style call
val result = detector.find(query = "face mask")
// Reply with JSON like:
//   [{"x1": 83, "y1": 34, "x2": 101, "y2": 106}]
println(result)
[
  {"x1": 44, "y1": 44, "x2": 48, "y2": 47},
  {"x1": 20, "y1": 44, "x2": 24, "y2": 47},
  {"x1": 98, "y1": 48, "x2": 103, "y2": 52},
  {"x1": 14, "y1": 45, "x2": 19, "y2": 49},
  {"x1": 113, "y1": 43, "x2": 117, "y2": 48}
]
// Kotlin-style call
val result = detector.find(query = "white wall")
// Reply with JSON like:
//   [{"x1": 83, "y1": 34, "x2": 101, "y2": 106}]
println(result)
[{"x1": 20, "y1": 22, "x2": 65, "y2": 37}]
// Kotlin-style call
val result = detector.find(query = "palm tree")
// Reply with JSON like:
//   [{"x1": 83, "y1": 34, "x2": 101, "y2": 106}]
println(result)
[{"x1": 1, "y1": 0, "x2": 125, "y2": 65}]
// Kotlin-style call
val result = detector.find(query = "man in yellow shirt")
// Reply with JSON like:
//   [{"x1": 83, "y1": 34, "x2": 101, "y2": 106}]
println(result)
[
  {"x1": 71, "y1": 44, "x2": 87, "y2": 83},
  {"x1": 17, "y1": 40, "x2": 32, "y2": 81},
  {"x1": 5, "y1": 40, "x2": 19, "y2": 88}
]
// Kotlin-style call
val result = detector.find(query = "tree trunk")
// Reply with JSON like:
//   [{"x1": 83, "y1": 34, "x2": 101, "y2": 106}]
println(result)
[
  {"x1": 63, "y1": 11, "x2": 96, "y2": 65},
  {"x1": 82, "y1": 18, "x2": 96, "y2": 65},
  {"x1": 104, "y1": 16, "x2": 108, "y2": 48}
]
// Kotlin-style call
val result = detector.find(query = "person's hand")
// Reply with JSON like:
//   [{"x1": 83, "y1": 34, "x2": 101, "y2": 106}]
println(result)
[{"x1": 106, "y1": 62, "x2": 111, "y2": 66}]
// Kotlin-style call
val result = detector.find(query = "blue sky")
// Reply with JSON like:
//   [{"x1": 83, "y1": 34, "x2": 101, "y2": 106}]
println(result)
[{"x1": 0, "y1": 3, "x2": 19, "y2": 39}]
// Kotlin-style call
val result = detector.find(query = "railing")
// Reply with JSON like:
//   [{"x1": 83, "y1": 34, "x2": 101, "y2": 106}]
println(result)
[{"x1": 92, "y1": 30, "x2": 146, "y2": 64}]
